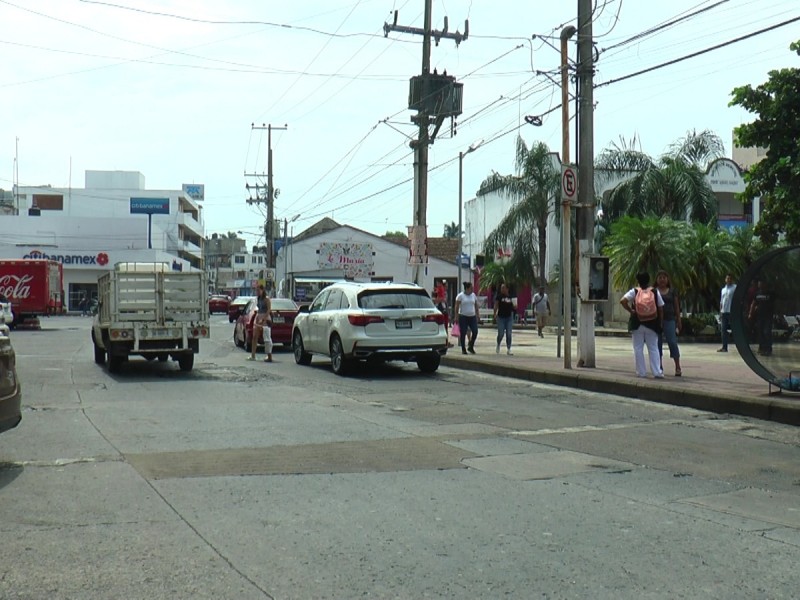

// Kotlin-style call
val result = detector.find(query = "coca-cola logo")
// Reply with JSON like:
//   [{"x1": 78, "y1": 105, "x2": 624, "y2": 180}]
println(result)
[{"x1": 0, "y1": 274, "x2": 33, "y2": 299}]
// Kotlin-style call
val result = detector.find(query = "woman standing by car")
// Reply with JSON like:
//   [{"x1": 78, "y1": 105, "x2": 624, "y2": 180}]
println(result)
[
  {"x1": 249, "y1": 285, "x2": 273, "y2": 363},
  {"x1": 656, "y1": 270, "x2": 682, "y2": 376}
]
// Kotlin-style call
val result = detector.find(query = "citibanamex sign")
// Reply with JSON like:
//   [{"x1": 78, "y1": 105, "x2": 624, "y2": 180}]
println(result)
[
  {"x1": 0, "y1": 274, "x2": 33, "y2": 299},
  {"x1": 23, "y1": 250, "x2": 109, "y2": 266}
]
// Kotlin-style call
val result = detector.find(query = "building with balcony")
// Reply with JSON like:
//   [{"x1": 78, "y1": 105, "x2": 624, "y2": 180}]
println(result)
[{"x1": 2, "y1": 170, "x2": 205, "y2": 310}]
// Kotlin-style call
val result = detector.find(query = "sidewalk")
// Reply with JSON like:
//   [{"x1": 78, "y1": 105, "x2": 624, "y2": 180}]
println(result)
[{"x1": 442, "y1": 326, "x2": 800, "y2": 426}]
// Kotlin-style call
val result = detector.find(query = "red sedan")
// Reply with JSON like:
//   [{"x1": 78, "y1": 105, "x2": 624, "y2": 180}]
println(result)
[
  {"x1": 208, "y1": 294, "x2": 231, "y2": 315},
  {"x1": 233, "y1": 297, "x2": 299, "y2": 349}
]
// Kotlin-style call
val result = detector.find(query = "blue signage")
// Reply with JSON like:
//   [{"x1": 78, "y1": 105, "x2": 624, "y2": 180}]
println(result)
[{"x1": 130, "y1": 197, "x2": 170, "y2": 215}]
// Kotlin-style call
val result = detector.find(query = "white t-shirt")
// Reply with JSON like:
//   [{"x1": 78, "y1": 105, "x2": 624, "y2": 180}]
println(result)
[
  {"x1": 456, "y1": 291, "x2": 478, "y2": 317},
  {"x1": 532, "y1": 292, "x2": 549, "y2": 314}
]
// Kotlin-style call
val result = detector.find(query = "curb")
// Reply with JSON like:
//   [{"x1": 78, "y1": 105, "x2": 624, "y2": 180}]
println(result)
[{"x1": 441, "y1": 356, "x2": 800, "y2": 427}]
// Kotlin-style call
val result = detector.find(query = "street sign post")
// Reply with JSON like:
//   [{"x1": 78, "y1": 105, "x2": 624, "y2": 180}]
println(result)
[{"x1": 561, "y1": 165, "x2": 577, "y2": 202}]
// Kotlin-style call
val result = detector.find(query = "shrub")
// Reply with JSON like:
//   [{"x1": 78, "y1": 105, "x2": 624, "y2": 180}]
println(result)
[{"x1": 682, "y1": 313, "x2": 719, "y2": 336}]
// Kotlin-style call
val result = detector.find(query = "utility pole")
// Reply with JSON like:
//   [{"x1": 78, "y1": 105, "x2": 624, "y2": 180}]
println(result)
[
  {"x1": 576, "y1": 0, "x2": 596, "y2": 367},
  {"x1": 384, "y1": 5, "x2": 467, "y2": 287},
  {"x1": 245, "y1": 123, "x2": 288, "y2": 279},
  {"x1": 559, "y1": 25, "x2": 576, "y2": 369}
]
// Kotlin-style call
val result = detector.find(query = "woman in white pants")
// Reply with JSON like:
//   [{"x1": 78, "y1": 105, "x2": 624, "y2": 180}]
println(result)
[{"x1": 620, "y1": 272, "x2": 664, "y2": 379}]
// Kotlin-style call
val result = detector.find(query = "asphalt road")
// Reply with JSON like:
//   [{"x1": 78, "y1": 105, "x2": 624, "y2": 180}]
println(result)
[{"x1": 0, "y1": 316, "x2": 798, "y2": 599}]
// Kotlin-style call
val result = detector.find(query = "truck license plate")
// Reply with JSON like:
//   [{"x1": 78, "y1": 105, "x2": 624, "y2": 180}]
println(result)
[
  {"x1": 395, "y1": 319, "x2": 411, "y2": 329},
  {"x1": 150, "y1": 328, "x2": 172, "y2": 338}
]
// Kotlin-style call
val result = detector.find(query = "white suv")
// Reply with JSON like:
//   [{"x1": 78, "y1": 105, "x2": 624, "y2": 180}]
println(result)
[{"x1": 291, "y1": 281, "x2": 448, "y2": 375}]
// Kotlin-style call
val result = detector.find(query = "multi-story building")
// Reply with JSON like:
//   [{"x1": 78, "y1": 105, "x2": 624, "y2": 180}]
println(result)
[{"x1": 2, "y1": 170, "x2": 205, "y2": 310}]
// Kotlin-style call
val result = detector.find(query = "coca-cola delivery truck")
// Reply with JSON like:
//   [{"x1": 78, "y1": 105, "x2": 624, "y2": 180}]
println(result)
[{"x1": 0, "y1": 259, "x2": 64, "y2": 327}]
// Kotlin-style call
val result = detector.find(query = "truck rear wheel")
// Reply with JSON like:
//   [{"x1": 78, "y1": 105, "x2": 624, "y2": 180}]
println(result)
[
  {"x1": 93, "y1": 343, "x2": 105, "y2": 365},
  {"x1": 178, "y1": 353, "x2": 194, "y2": 372},
  {"x1": 108, "y1": 354, "x2": 123, "y2": 373}
]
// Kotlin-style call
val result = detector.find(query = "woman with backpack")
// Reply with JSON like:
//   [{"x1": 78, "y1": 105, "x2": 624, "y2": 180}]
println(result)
[{"x1": 620, "y1": 272, "x2": 664, "y2": 379}]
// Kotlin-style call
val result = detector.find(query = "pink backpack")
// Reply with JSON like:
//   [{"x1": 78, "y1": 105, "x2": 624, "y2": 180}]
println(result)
[{"x1": 635, "y1": 287, "x2": 658, "y2": 321}]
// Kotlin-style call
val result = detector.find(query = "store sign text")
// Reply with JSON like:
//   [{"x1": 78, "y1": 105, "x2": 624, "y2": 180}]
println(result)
[{"x1": 23, "y1": 250, "x2": 110, "y2": 266}]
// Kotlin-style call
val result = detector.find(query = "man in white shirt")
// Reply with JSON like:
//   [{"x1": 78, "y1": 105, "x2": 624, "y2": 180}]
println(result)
[
  {"x1": 454, "y1": 281, "x2": 480, "y2": 355},
  {"x1": 718, "y1": 273, "x2": 736, "y2": 352},
  {"x1": 532, "y1": 286, "x2": 551, "y2": 338}
]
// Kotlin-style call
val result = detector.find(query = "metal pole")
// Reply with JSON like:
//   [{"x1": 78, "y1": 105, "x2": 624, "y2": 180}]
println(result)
[
  {"x1": 458, "y1": 151, "x2": 464, "y2": 294},
  {"x1": 577, "y1": 0, "x2": 596, "y2": 367},
  {"x1": 267, "y1": 125, "x2": 274, "y2": 271},
  {"x1": 560, "y1": 25, "x2": 576, "y2": 369}
]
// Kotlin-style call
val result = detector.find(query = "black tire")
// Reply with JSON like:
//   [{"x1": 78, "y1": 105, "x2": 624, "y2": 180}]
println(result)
[
  {"x1": 157, "y1": 354, "x2": 169, "y2": 362},
  {"x1": 178, "y1": 353, "x2": 194, "y2": 372},
  {"x1": 293, "y1": 331, "x2": 312, "y2": 365},
  {"x1": 108, "y1": 354, "x2": 123, "y2": 373},
  {"x1": 329, "y1": 334, "x2": 350, "y2": 376},
  {"x1": 234, "y1": 329, "x2": 245, "y2": 348},
  {"x1": 93, "y1": 342, "x2": 105, "y2": 365},
  {"x1": 417, "y1": 353, "x2": 441, "y2": 373}
]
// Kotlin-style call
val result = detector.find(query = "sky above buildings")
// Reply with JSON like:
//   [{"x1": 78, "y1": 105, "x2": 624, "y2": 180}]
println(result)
[{"x1": 2, "y1": 0, "x2": 798, "y2": 246}]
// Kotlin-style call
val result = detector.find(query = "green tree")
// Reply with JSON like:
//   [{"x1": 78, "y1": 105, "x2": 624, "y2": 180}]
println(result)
[
  {"x1": 730, "y1": 40, "x2": 800, "y2": 245},
  {"x1": 602, "y1": 216, "x2": 692, "y2": 291},
  {"x1": 478, "y1": 136, "x2": 560, "y2": 286},
  {"x1": 602, "y1": 217, "x2": 740, "y2": 313},
  {"x1": 443, "y1": 222, "x2": 460, "y2": 238},
  {"x1": 595, "y1": 130, "x2": 721, "y2": 225},
  {"x1": 683, "y1": 223, "x2": 740, "y2": 313}
]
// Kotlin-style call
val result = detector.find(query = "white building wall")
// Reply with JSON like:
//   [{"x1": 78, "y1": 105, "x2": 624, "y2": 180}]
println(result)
[
  {"x1": 5, "y1": 171, "x2": 202, "y2": 309},
  {"x1": 276, "y1": 226, "x2": 464, "y2": 299}
]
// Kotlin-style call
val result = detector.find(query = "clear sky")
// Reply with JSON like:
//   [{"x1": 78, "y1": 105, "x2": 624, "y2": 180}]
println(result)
[{"x1": 2, "y1": 1, "x2": 797, "y2": 246}]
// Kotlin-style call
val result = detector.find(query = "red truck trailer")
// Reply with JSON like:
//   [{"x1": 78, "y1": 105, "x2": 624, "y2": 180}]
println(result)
[{"x1": 0, "y1": 259, "x2": 64, "y2": 327}]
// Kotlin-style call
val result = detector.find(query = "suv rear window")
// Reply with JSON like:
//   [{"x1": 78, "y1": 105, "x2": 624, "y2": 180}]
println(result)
[{"x1": 358, "y1": 290, "x2": 434, "y2": 310}]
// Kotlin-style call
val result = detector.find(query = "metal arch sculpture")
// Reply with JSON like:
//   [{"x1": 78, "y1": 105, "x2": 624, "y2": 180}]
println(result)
[{"x1": 731, "y1": 245, "x2": 800, "y2": 391}]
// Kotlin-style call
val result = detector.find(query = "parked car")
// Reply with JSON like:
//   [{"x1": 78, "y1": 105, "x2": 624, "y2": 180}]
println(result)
[
  {"x1": 208, "y1": 294, "x2": 231, "y2": 315},
  {"x1": 228, "y1": 295, "x2": 255, "y2": 323},
  {"x1": 291, "y1": 281, "x2": 448, "y2": 375},
  {"x1": 234, "y1": 297, "x2": 299, "y2": 349},
  {"x1": 0, "y1": 326, "x2": 21, "y2": 434}
]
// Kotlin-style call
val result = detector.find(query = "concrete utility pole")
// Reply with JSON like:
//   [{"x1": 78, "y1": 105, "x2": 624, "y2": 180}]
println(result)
[
  {"x1": 576, "y1": 0, "x2": 596, "y2": 367},
  {"x1": 384, "y1": 4, "x2": 467, "y2": 287},
  {"x1": 560, "y1": 25, "x2": 576, "y2": 369},
  {"x1": 246, "y1": 123, "x2": 288, "y2": 274}
]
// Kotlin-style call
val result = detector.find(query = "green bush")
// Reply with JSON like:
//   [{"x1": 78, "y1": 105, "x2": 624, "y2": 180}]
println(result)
[{"x1": 682, "y1": 313, "x2": 719, "y2": 336}]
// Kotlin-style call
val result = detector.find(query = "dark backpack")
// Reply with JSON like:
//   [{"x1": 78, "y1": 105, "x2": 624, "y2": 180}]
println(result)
[{"x1": 635, "y1": 287, "x2": 658, "y2": 321}]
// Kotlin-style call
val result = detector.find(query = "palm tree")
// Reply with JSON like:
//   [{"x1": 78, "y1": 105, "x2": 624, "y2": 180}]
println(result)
[
  {"x1": 477, "y1": 136, "x2": 560, "y2": 286},
  {"x1": 603, "y1": 216, "x2": 692, "y2": 290},
  {"x1": 443, "y1": 222, "x2": 460, "y2": 238},
  {"x1": 683, "y1": 222, "x2": 740, "y2": 313},
  {"x1": 595, "y1": 130, "x2": 722, "y2": 226}
]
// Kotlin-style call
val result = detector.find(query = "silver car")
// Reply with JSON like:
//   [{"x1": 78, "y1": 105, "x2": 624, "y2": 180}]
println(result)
[{"x1": 291, "y1": 281, "x2": 448, "y2": 375}]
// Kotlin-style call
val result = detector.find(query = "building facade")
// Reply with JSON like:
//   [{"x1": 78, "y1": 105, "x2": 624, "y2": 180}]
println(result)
[{"x1": 3, "y1": 170, "x2": 204, "y2": 310}]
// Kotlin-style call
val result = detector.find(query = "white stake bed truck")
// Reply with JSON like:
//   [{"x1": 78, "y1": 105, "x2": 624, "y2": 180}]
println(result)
[{"x1": 91, "y1": 263, "x2": 209, "y2": 372}]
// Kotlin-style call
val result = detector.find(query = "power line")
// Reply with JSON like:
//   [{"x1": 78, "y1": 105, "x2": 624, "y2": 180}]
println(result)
[{"x1": 596, "y1": 14, "x2": 800, "y2": 89}]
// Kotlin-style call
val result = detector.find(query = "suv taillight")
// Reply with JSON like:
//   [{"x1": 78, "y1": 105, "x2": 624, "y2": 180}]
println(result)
[
  {"x1": 348, "y1": 314, "x2": 384, "y2": 326},
  {"x1": 422, "y1": 313, "x2": 446, "y2": 324}
]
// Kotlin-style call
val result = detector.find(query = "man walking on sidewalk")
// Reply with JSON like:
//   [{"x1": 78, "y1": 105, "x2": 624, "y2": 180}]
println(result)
[
  {"x1": 532, "y1": 286, "x2": 551, "y2": 338},
  {"x1": 455, "y1": 281, "x2": 479, "y2": 355},
  {"x1": 718, "y1": 273, "x2": 736, "y2": 352}
]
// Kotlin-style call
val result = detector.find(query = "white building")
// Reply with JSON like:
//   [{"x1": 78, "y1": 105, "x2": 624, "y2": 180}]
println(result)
[
  {"x1": 276, "y1": 220, "x2": 466, "y2": 303},
  {"x1": 2, "y1": 170, "x2": 204, "y2": 310}
]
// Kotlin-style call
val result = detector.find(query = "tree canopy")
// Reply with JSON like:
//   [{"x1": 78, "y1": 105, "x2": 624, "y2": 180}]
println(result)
[
  {"x1": 730, "y1": 40, "x2": 800, "y2": 245},
  {"x1": 478, "y1": 136, "x2": 560, "y2": 286}
]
